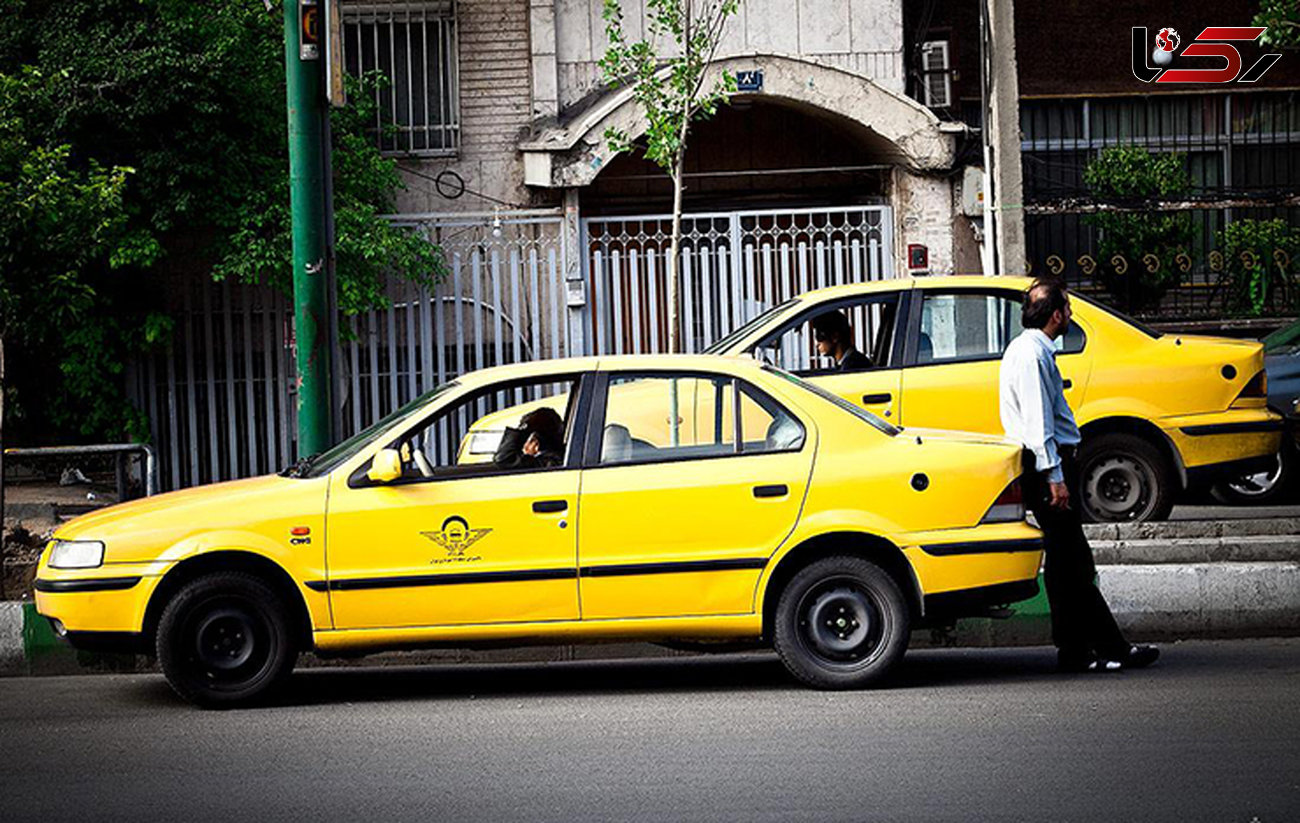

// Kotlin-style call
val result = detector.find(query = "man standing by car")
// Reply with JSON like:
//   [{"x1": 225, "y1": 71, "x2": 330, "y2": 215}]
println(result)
[{"x1": 1000, "y1": 278, "x2": 1160, "y2": 673}]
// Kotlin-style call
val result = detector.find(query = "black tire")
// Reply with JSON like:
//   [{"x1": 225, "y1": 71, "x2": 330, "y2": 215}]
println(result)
[
  {"x1": 772, "y1": 556, "x2": 910, "y2": 689},
  {"x1": 1211, "y1": 447, "x2": 1294, "y2": 505},
  {"x1": 156, "y1": 572, "x2": 298, "y2": 708},
  {"x1": 1078, "y1": 433, "x2": 1175, "y2": 523}
]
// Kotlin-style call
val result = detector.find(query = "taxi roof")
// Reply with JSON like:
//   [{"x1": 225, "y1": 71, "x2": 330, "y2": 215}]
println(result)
[
  {"x1": 790, "y1": 274, "x2": 1034, "y2": 303},
  {"x1": 449, "y1": 352, "x2": 768, "y2": 389}
]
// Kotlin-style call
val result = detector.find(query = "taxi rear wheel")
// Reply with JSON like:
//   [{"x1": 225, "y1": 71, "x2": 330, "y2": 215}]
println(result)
[
  {"x1": 156, "y1": 572, "x2": 297, "y2": 708},
  {"x1": 1079, "y1": 433, "x2": 1174, "y2": 523},
  {"x1": 773, "y1": 556, "x2": 909, "y2": 689}
]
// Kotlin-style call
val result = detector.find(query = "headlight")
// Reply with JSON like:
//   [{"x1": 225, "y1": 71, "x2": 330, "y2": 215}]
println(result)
[{"x1": 48, "y1": 540, "x2": 105, "y2": 569}]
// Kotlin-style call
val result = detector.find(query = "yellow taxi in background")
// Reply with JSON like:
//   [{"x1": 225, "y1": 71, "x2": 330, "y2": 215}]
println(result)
[
  {"x1": 705, "y1": 276, "x2": 1283, "y2": 522},
  {"x1": 36, "y1": 355, "x2": 1040, "y2": 706}
]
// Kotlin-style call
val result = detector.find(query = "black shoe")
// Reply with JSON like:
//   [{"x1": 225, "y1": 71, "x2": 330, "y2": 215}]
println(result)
[
  {"x1": 1058, "y1": 652, "x2": 1121, "y2": 673},
  {"x1": 1124, "y1": 644, "x2": 1160, "y2": 669}
]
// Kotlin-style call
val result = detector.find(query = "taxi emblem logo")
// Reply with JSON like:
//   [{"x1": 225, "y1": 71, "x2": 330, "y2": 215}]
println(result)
[{"x1": 423, "y1": 516, "x2": 491, "y2": 557}]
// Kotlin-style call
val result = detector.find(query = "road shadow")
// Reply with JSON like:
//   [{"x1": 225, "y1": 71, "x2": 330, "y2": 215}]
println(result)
[{"x1": 217, "y1": 645, "x2": 1069, "y2": 708}]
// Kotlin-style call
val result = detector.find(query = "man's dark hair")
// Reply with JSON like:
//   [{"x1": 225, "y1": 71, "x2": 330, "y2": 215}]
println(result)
[
  {"x1": 1022, "y1": 278, "x2": 1069, "y2": 329},
  {"x1": 811, "y1": 310, "x2": 852, "y2": 343}
]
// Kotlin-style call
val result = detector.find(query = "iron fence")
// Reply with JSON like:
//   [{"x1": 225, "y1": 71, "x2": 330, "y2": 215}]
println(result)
[{"x1": 1021, "y1": 91, "x2": 1300, "y2": 319}]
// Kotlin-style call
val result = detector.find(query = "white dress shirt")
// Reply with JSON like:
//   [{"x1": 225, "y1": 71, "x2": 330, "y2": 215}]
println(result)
[{"x1": 999, "y1": 328, "x2": 1081, "y2": 484}]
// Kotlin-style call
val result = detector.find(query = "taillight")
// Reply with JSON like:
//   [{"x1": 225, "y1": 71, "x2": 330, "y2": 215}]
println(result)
[
  {"x1": 1236, "y1": 370, "x2": 1267, "y2": 399},
  {"x1": 981, "y1": 478, "x2": 1025, "y2": 523}
]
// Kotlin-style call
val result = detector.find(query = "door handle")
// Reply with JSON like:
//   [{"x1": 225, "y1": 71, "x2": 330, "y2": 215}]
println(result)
[
  {"x1": 753, "y1": 484, "x2": 788, "y2": 498},
  {"x1": 532, "y1": 499, "x2": 568, "y2": 514},
  {"x1": 863, "y1": 393, "x2": 892, "y2": 404},
  {"x1": 1062, "y1": 379, "x2": 1073, "y2": 389}
]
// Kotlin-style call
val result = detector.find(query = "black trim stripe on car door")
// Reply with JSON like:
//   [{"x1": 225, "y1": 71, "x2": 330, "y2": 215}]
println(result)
[{"x1": 306, "y1": 557, "x2": 770, "y2": 591}]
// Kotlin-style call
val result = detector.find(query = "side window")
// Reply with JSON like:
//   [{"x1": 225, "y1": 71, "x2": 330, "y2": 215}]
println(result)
[
  {"x1": 598, "y1": 374, "x2": 804, "y2": 465},
  {"x1": 755, "y1": 294, "x2": 901, "y2": 375},
  {"x1": 738, "y1": 383, "x2": 806, "y2": 453},
  {"x1": 916, "y1": 293, "x2": 1022, "y2": 364},
  {"x1": 915, "y1": 291, "x2": 1087, "y2": 365},
  {"x1": 1059, "y1": 319, "x2": 1086, "y2": 354},
  {"x1": 380, "y1": 376, "x2": 580, "y2": 480}
]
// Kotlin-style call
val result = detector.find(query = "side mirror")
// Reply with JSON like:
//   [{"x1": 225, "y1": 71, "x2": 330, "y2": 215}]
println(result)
[{"x1": 366, "y1": 448, "x2": 403, "y2": 484}]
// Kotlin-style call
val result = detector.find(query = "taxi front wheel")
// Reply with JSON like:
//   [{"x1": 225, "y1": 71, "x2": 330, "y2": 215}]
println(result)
[
  {"x1": 156, "y1": 572, "x2": 298, "y2": 708},
  {"x1": 773, "y1": 556, "x2": 909, "y2": 689}
]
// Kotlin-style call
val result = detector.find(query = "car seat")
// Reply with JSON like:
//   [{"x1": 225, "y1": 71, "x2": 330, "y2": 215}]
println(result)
[{"x1": 602, "y1": 424, "x2": 633, "y2": 462}]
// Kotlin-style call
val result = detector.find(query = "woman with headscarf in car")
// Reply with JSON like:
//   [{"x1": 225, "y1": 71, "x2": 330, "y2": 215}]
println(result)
[{"x1": 493, "y1": 407, "x2": 566, "y2": 469}]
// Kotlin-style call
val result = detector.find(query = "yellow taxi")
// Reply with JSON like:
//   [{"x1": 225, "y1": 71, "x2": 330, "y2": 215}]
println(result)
[
  {"x1": 703, "y1": 276, "x2": 1283, "y2": 522},
  {"x1": 36, "y1": 355, "x2": 1040, "y2": 706}
]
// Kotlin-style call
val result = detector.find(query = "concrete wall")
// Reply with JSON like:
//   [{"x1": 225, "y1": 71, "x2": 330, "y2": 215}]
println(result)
[
  {"x1": 393, "y1": 0, "x2": 557, "y2": 214},
  {"x1": 552, "y1": 0, "x2": 904, "y2": 109},
  {"x1": 891, "y1": 168, "x2": 954, "y2": 276}
]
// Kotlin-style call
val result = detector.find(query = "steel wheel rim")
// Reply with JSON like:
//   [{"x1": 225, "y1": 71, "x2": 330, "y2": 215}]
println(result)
[
  {"x1": 1226, "y1": 452, "x2": 1284, "y2": 497},
  {"x1": 1084, "y1": 455, "x2": 1155, "y2": 521},
  {"x1": 794, "y1": 577, "x2": 889, "y2": 671},
  {"x1": 180, "y1": 595, "x2": 274, "y2": 690}
]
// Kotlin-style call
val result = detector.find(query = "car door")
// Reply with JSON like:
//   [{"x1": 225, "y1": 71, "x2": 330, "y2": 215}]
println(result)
[
  {"x1": 575, "y1": 370, "x2": 815, "y2": 620},
  {"x1": 899, "y1": 288, "x2": 1089, "y2": 433},
  {"x1": 752, "y1": 289, "x2": 909, "y2": 423},
  {"x1": 323, "y1": 374, "x2": 588, "y2": 630}
]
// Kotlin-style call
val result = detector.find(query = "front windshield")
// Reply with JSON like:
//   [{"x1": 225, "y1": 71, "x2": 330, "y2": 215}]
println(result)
[
  {"x1": 299, "y1": 381, "x2": 460, "y2": 477},
  {"x1": 762, "y1": 365, "x2": 899, "y2": 436},
  {"x1": 703, "y1": 298, "x2": 800, "y2": 354}
]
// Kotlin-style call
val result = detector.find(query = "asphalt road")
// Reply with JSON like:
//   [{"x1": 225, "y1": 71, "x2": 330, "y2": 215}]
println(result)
[{"x1": 2, "y1": 639, "x2": 1298, "y2": 822}]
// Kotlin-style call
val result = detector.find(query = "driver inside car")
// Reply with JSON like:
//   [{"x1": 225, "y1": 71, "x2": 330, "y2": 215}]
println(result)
[{"x1": 494, "y1": 407, "x2": 566, "y2": 469}]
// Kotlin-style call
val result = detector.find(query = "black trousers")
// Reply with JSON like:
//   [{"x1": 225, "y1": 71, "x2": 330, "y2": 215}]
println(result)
[{"x1": 1022, "y1": 448, "x2": 1130, "y2": 661}]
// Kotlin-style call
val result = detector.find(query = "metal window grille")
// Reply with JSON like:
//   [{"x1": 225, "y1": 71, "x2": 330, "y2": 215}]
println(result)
[
  {"x1": 921, "y1": 41, "x2": 951, "y2": 109},
  {"x1": 1019, "y1": 92, "x2": 1300, "y2": 320},
  {"x1": 341, "y1": 1, "x2": 459, "y2": 155}
]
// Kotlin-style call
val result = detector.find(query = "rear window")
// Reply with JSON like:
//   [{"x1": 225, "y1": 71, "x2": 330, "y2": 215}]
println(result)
[
  {"x1": 762, "y1": 366, "x2": 899, "y2": 436},
  {"x1": 1072, "y1": 293, "x2": 1163, "y2": 339}
]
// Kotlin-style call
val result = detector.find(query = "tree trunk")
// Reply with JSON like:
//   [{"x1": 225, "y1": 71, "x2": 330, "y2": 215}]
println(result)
[
  {"x1": 667, "y1": 101, "x2": 690, "y2": 354},
  {"x1": 667, "y1": 165, "x2": 685, "y2": 354}
]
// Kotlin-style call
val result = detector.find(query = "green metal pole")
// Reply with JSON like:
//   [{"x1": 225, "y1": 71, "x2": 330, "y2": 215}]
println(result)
[{"x1": 283, "y1": 0, "x2": 332, "y2": 457}]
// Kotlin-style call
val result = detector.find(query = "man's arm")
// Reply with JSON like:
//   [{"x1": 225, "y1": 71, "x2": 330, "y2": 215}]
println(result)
[{"x1": 1012, "y1": 352, "x2": 1065, "y2": 486}]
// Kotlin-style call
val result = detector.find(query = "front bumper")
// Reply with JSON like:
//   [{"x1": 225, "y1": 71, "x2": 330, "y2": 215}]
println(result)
[{"x1": 33, "y1": 563, "x2": 166, "y2": 634}]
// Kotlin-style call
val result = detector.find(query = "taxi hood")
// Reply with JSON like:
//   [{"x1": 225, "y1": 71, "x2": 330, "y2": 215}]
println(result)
[{"x1": 52, "y1": 474, "x2": 324, "y2": 547}]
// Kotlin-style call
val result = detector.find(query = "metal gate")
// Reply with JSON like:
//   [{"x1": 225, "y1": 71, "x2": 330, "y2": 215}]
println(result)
[
  {"x1": 131, "y1": 210, "x2": 568, "y2": 491},
  {"x1": 581, "y1": 205, "x2": 894, "y2": 354}
]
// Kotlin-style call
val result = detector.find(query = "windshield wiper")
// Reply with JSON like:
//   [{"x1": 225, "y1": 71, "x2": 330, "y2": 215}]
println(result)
[{"x1": 280, "y1": 453, "x2": 321, "y2": 478}]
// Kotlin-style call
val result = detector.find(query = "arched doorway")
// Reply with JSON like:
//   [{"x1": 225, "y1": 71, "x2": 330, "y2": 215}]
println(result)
[{"x1": 583, "y1": 99, "x2": 896, "y2": 216}]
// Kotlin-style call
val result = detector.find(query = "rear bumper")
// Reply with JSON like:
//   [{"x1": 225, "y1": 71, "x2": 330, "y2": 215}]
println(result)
[
  {"x1": 901, "y1": 522, "x2": 1044, "y2": 610},
  {"x1": 1163, "y1": 408, "x2": 1283, "y2": 476},
  {"x1": 922, "y1": 578, "x2": 1040, "y2": 622},
  {"x1": 1186, "y1": 453, "x2": 1279, "y2": 487}
]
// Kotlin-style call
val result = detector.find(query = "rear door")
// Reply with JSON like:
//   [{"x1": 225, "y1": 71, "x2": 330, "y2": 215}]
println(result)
[
  {"x1": 575, "y1": 370, "x2": 815, "y2": 620},
  {"x1": 899, "y1": 288, "x2": 1088, "y2": 433}
]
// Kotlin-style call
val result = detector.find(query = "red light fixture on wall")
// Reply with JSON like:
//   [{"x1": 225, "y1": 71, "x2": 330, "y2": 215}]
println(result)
[{"x1": 907, "y1": 244, "x2": 930, "y2": 274}]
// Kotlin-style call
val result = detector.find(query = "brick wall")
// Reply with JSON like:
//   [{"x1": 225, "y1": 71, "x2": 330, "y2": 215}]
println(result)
[{"x1": 395, "y1": 0, "x2": 553, "y2": 214}]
